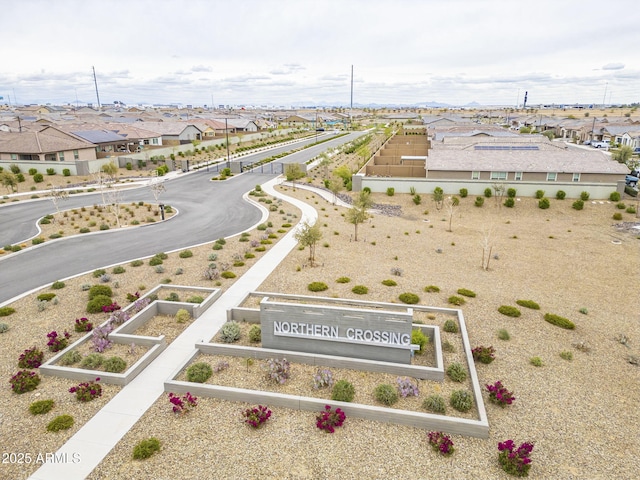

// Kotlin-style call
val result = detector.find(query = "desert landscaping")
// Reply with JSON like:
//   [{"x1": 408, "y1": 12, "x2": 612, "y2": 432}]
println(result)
[{"x1": 1, "y1": 171, "x2": 639, "y2": 479}]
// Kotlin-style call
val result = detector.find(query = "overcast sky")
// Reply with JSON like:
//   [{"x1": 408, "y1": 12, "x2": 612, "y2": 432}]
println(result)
[{"x1": 2, "y1": 0, "x2": 638, "y2": 108}]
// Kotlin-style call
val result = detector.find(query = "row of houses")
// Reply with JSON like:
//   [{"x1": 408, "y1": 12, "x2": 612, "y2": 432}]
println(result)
[{"x1": 354, "y1": 122, "x2": 632, "y2": 199}]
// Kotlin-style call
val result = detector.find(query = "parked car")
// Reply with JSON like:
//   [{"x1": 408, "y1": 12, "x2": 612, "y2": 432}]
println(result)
[
  {"x1": 592, "y1": 140, "x2": 610, "y2": 149},
  {"x1": 626, "y1": 170, "x2": 639, "y2": 187}
]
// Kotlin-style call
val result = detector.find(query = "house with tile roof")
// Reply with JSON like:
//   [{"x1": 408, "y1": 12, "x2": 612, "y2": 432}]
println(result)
[{"x1": 0, "y1": 126, "x2": 103, "y2": 175}]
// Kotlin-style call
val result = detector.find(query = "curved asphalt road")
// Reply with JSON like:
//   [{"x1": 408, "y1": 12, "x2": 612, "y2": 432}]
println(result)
[{"x1": 0, "y1": 132, "x2": 365, "y2": 304}]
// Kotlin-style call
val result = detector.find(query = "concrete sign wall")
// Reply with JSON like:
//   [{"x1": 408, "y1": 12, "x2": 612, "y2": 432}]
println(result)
[{"x1": 260, "y1": 297, "x2": 416, "y2": 363}]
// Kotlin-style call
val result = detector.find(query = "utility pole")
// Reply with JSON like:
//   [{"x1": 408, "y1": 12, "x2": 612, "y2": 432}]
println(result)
[
  {"x1": 225, "y1": 117, "x2": 230, "y2": 169},
  {"x1": 92, "y1": 66, "x2": 101, "y2": 110}
]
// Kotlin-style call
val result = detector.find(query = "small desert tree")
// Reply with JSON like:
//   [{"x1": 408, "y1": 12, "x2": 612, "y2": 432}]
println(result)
[
  {"x1": 445, "y1": 196, "x2": 460, "y2": 232},
  {"x1": 318, "y1": 154, "x2": 331, "y2": 180},
  {"x1": 47, "y1": 187, "x2": 69, "y2": 222},
  {"x1": 149, "y1": 178, "x2": 166, "y2": 203},
  {"x1": 612, "y1": 145, "x2": 633, "y2": 165},
  {"x1": 285, "y1": 163, "x2": 305, "y2": 191},
  {"x1": 433, "y1": 186, "x2": 444, "y2": 210},
  {"x1": 327, "y1": 177, "x2": 343, "y2": 205},
  {"x1": 294, "y1": 221, "x2": 322, "y2": 266},
  {"x1": 346, "y1": 191, "x2": 373, "y2": 241},
  {"x1": 492, "y1": 183, "x2": 507, "y2": 207},
  {"x1": 101, "y1": 161, "x2": 118, "y2": 181},
  {"x1": 480, "y1": 224, "x2": 495, "y2": 271}
]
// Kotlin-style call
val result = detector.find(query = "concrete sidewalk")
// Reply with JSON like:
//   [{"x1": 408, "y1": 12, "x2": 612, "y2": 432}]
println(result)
[{"x1": 29, "y1": 177, "x2": 318, "y2": 480}]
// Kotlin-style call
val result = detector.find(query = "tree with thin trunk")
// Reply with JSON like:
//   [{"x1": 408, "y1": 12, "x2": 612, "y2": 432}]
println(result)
[
  {"x1": 105, "y1": 187, "x2": 123, "y2": 229},
  {"x1": 480, "y1": 224, "x2": 495, "y2": 271},
  {"x1": 327, "y1": 178, "x2": 343, "y2": 205},
  {"x1": 47, "y1": 187, "x2": 69, "y2": 222},
  {"x1": 0, "y1": 171, "x2": 18, "y2": 194},
  {"x1": 294, "y1": 221, "x2": 322, "y2": 266},
  {"x1": 433, "y1": 186, "x2": 444, "y2": 210},
  {"x1": 285, "y1": 163, "x2": 305, "y2": 191},
  {"x1": 445, "y1": 196, "x2": 460, "y2": 232},
  {"x1": 346, "y1": 191, "x2": 372, "y2": 241},
  {"x1": 150, "y1": 178, "x2": 166, "y2": 203}
]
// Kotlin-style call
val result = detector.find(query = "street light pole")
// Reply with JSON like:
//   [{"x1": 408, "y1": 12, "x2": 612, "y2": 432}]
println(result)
[{"x1": 225, "y1": 117, "x2": 230, "y2": 169}]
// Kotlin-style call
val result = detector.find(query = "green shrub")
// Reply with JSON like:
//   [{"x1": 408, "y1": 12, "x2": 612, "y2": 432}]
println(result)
[
  {"x1": 609, "y1": 191, "x2": 621, "y2": 202},
  {"x1": 386, "y1": 187, "x2": 395, "y2": 196},
  {"x1": 32, "y1": 237, "x2": 45, "y2": 245},
  {"x1": 373, "y1": 383, "x2": 398, "y2": 406},
  {"x1": 474, "y1": 196, "x2": 484, "y2": 207},
  {"x1": 186, "y1": 362, "x2": 213, "y2": 383},
  {"x1": 507, "y1": 188, "x2": 516, "y2": 198},
  {"x1": 484, "y1": 188, "x2": 492, "y2": 198},
  {"x1": 580, "y1": 191, "x2": 590, "y2": 201},
  {"x1": 88, "y1": 284, "x2": 113, "y2": 299},
  {"x1": 498, "y1": 305, "x2": 521, "y2": 317},
  {"x1": 331, "y1": 380, "x2": 355, "y2": 402},
  {"x1": 459, "y1": 188, "x2": 468, "y2": 198},
  {"x1": 443, "y1": 319, "x2": 458, "y2": 333},
  {"x1": 381, "y1": 279, "x2": 397, "y2": 286},
  {"x1": 132, "y1": 437, "x2": 161, "y2": 460},
  {"x1": 165, "y1": 292, "x2": 180, "y2": 302},
  {"x1": 530, "y1": 356, "x2": 544, "y2": 367},
  {"x1": 28, "y1": 168, "x2": 38, "y2": 175},
  {"x1": 29, "y1": 399, "x2": 54, "y2": 415},
  {"x1": 450, "y1": 390, "x2": 473, "y2": 412},
  {"x1": 556, "y1": 190, "x2": 566, "y2": 200},
  {"x1": 51, "y1": 280, "x2": 65, "y2": 290},
  {"x1": 249, "y1": 325, "x2": 261, "y2": 343},
  {"x1": 63, "y1": 168, "x2": 71, "y2": 176},
  {"x1": 112, "y1": 266, "x2": 126, "y2": 274},
  {"x1": 149, "y1": 256, "x2": 164, "y2": 266},
  {"x1": 59, "y1": 350, "x2": 82, "y2": 366},
  {"x1": 457, "y1": 288, "x2": 476, "y2": 298},
  {"x1": 423, "y1": 394, "x2": 446, "y2": 414},
  {"x1": 351, "y1": 285, "x2": 368, "y2": 295},
  {"x1": 424, "y1": 285, "x2": 440, "y2": 293},
  {"x1": 497, "y1": 329, "x2": 510, "y2": 340},
  {"x1": 516, "y1": 299, "x2": 540, "y2": 310},
  {"x1": 79, "y1": 227, "x2": 90, "y2": 234},
  {"x1": 399, "y1": 292, "x2": 420, "y2": 304},
  {"x1": 104, "y1": 356, "x2": 127, "y2": 373},
  {"x1": 0, "y1": 306, "x2": 16, "y2": 317},
  {"x1": 627, "y1": 206, "x2": 637, "y2": 214},
  {"x1": 544, "y1": 313, "x2": 575, "y2": 330},
  {"x1": 211, "y1": 243, "x2": 223, "y2": 251},
  {"x1": 535, "y1": 189, "x2": 545, "y2": 199},
  {"x1": 220, "y1": 321, "x2": 241, "y2": 343},
  {"x1": 86, "y1": 295, "x2": 113, "y2": 313},
  {"x1": 504, "y1": 197, "x2": 515, "y2": 208},
  {"x1": 308, "y1": 281, "x2": 328, "y2": 292},
  {"x1": 446, "y1": 362, "x2": 467, "y2": 382},
  {"x1": 179, "y1": 249, "x2": 193, "y2": 258},
  {"x1": 613, "y1": 212, "x2": 623, "y2": 220},
  {"x1": 538, "y1": 198, "x2": 550, "y2": 209},
  {"x1": 33, "y1": 173, "x2": 44, "y2": 183},
  {"x1": 572, "y1": 199, "x2": 584, "y2": 210},
  {"x1": 0, "y1": 323, "x2": 9, "y2": 333},
  {"x1": 448, "y1": 295, "x2": 465, "y2": 306},
  {"x1": 80, "y1": 353, "x2": 104, "y2": 369},
  {"x1": 99, "y1": 224, "x2": 110, "y2": 231},
  {"x1": 37, "y1": 293, "x2": 56, "y2": 302},
  {"x1": 175, "y1": 309, "x2": 191, "y2": 324},
  {"x1": 47, "y1": 415, "x2": 74, "y2": 432},
  {"x1": 411, "y1": 329, "x2": 429, "y2": 354},
  {"x1": 131, "y1": 259, "x2": 144, "y2": 267},
  {"x1": 220, "y1": 271, "x2": 236, "y2": 279},
  {"x1": 336, "y1": 276, "x2": 351, "y2": 283},
  {"x1": 616, "y1": 202, "x2": 626, "y2": 210},
  {"x1": 560, "y1": 351, "x2": 573, "y2": 361}
]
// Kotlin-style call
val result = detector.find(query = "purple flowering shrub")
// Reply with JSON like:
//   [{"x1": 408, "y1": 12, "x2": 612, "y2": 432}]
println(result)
[
  {"x1": 91, "y1": 324, "x2": 113, "y2": 352},
  {"x1": 472, "y1": 345, "x2": 496, "y2": 364},
  {"x1": 18, "y1": 346, "x2": 44, "y2": 369},
  {"x1": 168, "y1": 392, "x2": 198, "y2": 414},
  {"x1": 498, "y1": 440, "x2": 534, "y2": 477},
  {"x1": 242, "y1": 405, "x2": 272, "y2": 428},
  {"x1": 312, "y1": 368, "x2": 334, "y2": 389},
  {"x1": 264, "y1": 358, "x2": 290, "y2": 384},
  {"x1": 316, "y1": 405, "x2": 346, "y2": 433},
  {"x1": 396, "y1": 377, "x2": 419, "y2": 397},
  {"x1": 69, "y1": 378, "x2": 102, "y2": 402},
  {"x1": 10, "y1": 370, "x2": 41, "y2": 394},
  {"x1": 428, "y1": 431, "x2": 455, "y2": 457},
  {"x1": 486, "y1": 381, "x2": 515, "y2": 407},
  {"x1": 47, "y1": 330, "x2": 71, "y2": 352},
  {"x1": 74, "y1": 317, "x2": 93, "y2": 333},
  {"x1": 108, "y1": 310, "x2": 130, "y2": 327},
  {"x1": 131, "y1": 297, "x2": 151, "y2": 314}
]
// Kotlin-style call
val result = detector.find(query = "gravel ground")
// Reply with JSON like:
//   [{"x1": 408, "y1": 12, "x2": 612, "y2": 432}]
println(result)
[{"x1": 2, "y1": 186, "x2": 639, "y2": 479}]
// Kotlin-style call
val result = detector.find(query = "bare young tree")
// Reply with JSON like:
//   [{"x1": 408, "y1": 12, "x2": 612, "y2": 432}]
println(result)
[
  {"x1": 480, "y1": 224, "x2": 495, "y2": 271},
  {"x1": 47, "y1": 187, "x2": 69, "y2": 222},
  {"x1": 445, "y1": 196, "x2": 460, "y2": 232},
  {"x1": 105, "y1": 187, "x2": 123, "y2": 229},
  {"x1": 149, "y1": 177, "x2": 166, "y2": 203},
  {"x1": 493, "y1": 182, "x2": 507, "y2": 208},
  {"x1": 346, "y1": 191, "x2": 373, "y2": 241},
  {"x1": 327, "y1": 177, "x2": 343, "y2": 205},
  {"x1": 90, "y1": 169, "x2": 108, "y2": 207}
]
